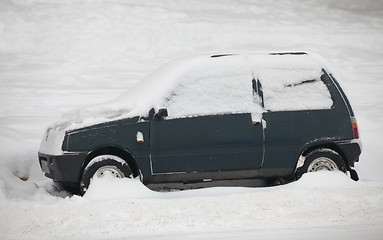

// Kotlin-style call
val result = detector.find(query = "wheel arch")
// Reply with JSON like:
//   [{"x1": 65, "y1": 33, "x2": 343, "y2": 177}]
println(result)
[
  {"x1": 81, "y1": 146, "x2": 140, "y2": 181},
  {"x1": 296, "y1": 142, "x2": 350, "y2": 171}
]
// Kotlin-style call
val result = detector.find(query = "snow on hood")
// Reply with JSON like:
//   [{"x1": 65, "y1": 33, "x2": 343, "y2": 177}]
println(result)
[{"x1": 49, "y1": 52, "x2": 328, "y2": 132}]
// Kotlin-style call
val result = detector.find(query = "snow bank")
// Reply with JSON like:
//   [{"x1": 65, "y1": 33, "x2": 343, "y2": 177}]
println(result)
[
  {"x1": 84, "y1": 177, "x2": 157, "y2": 201},
  {"x1": 83, "y1": 171, "x2": 365, "y2": 202},
  {"x1": 3, "y1": 172, "x2": 382, "y2": 240},
  {"x1": 84, "y1": 177, "x2": 259, "y2": 202},
  {"x1": 288, "y1": 171, "x2": 359, "y2": 188}
]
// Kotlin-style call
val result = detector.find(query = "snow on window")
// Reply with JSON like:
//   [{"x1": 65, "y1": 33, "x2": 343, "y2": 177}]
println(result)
[
  {"x1": 161, "y1": 56, "x2": 263, "y2": 120},
  {"x1": 259, "y1": 67, "x2": 333, "y2": 111},
  {"x1": 160, "y1": 53, "x2": 332, "y2": 119}
]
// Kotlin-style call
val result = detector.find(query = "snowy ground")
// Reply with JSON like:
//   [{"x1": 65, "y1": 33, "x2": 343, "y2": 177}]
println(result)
[{"x1": 1, "y1": 0, "x2": 383, "y2": 239}]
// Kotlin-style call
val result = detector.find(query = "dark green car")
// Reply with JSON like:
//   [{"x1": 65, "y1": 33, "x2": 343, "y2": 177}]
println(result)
[{"x1": 38, "y1": 52, "x2": 361, "y2": 195}]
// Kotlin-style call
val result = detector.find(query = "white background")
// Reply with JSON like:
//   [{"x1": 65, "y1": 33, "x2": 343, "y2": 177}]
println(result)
[{"x1": 0, "y1": 0, "x2": 382, "y2": 239}]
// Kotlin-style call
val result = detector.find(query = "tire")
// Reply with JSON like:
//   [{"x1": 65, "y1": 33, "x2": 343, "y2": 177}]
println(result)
[
  {"x1": 295, "y1": 148, "x2": 347, "y2": 180},
  {"x1": 80, "y1": 155, "x2": 132, "y2": 195}
]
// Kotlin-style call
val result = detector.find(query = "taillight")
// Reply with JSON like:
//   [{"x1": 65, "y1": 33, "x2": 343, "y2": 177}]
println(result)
[{"x1": 351, "y1": 117, "x2": 359, "y2": 139}]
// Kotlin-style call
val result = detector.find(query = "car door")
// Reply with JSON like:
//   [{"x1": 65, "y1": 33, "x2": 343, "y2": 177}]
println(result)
[
  {"x1": 148, "y1": 57, "x2": 265, "y2": 181},
  {"x1": 150, "y1": 112, "x2": 264, "y2": 176}
]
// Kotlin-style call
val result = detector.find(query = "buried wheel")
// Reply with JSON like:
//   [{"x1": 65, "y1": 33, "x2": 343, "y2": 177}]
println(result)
[
  {"x1": 295, "y1": 148, "x2": 347, "y2": 180},
  {"x1": 80, "y1": 155, "x2": 132, "y2": 195}
]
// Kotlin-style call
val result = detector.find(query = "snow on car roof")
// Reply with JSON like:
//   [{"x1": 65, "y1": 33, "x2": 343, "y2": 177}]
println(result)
[{"x1": 57, "y1": 52, "x2": 329, "y2": 131}]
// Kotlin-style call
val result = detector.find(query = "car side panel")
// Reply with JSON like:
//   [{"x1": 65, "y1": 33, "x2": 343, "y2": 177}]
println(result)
[
  {"x1": 261, "y1": 72, "x2": 355, "y2": 175},
  {"x1": 65, "y1": 119, "x2": 152, "y2": 180},
  {"x1": 262, "y1": 109, "x2": 352, "y2": 169}
]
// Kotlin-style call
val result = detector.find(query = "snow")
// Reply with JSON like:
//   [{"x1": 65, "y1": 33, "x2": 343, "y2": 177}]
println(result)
[
  {"x1": 85, "y1": 155, "x2": 127, "y2": 171},
  {"x1": 162, "y1": 53, "x2": 332, "y2": 119},
  {"x1": 1, "y1": 0, "x2": 383, "y2": 239},
  {"x1": 38, "y1": 126, "x2": 66, "y2": 155},
  {"x1": 136, "y1": 131, "x2": 144, "y2": 143},
  {"x1": 44, "y1": 52, "x2": 331, "y2": 132},
  {"x1": 57, "y1": 55, "x2": 208, "y2": 130},
  {"x1": 260, "y1": 68, "x2": 332, "y2": 111},
  {"x1": 162, "y1": 55, "x2": 260, "y2": 119},
  {"x1": 2, "y1": 173, "x2": 383, "y2": 240}
]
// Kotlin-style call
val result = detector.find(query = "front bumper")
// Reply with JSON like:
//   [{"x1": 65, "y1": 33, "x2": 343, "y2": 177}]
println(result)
[{"x1": 38, "y1": 152, "x2": 88, "y2": 183}]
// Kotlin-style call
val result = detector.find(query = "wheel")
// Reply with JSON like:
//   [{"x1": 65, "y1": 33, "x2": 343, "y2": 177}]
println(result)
[
  {"x1": 80, "y1": 155, "x2": 132, "y2": 195},
  {"x1": 295, "y1": 148, "x2": 346, "y2": 180}
]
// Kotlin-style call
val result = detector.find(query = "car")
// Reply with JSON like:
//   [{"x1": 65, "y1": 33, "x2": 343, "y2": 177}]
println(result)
[{"x1": 38, "y1": 52, "x2": 361, "y2": 195}]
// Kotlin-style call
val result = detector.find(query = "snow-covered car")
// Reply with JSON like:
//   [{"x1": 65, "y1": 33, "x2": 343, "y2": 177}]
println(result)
[{"x1": 38, "y1": 52, "x2": 361, "y2": 195}]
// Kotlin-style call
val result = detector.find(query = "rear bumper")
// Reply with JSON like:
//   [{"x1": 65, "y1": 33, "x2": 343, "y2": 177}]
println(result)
[
  {"x1": 336, "y1": 140, "x2": 362, "y2": 168},
  {"x1": 38, "y1": 152, "x2": 87, "y2": 183}
]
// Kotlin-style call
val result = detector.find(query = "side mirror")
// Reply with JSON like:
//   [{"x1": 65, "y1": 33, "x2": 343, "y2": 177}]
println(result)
[{"x1": 154, "y1": 108, "x2": 168, "y2": 120}]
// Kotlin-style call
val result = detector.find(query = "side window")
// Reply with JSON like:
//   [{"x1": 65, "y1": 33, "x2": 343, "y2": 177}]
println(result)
[
  {"x1": 259, "y1": 69, "x2": 333, "y2": 111},
  {"x1": 162, "y1": 63, "x2": 263, "y2": 120}
]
